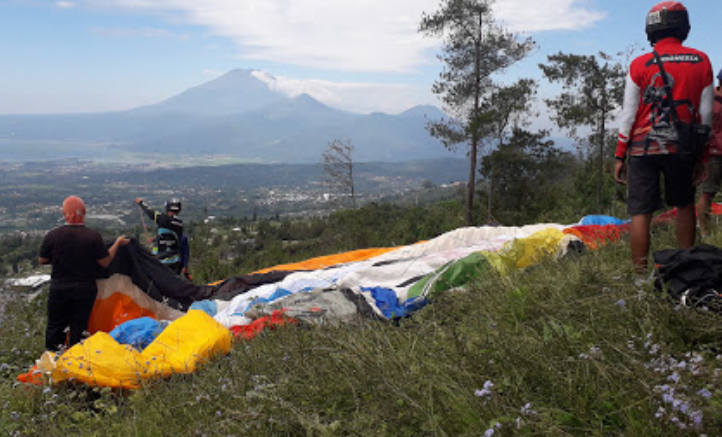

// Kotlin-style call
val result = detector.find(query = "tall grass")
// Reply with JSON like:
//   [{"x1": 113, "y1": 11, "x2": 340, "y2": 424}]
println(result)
[{"x1": 2, "y1": 223, "x2": 722, "y2": 436}]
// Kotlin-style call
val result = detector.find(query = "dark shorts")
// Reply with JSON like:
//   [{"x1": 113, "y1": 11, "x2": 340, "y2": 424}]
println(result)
[
  {"x1": 627, "y1": 154, "x2": 696, "y2": 215},
  {"x1": 700, "y1": 156, "x2": 722, "y2": 194}
]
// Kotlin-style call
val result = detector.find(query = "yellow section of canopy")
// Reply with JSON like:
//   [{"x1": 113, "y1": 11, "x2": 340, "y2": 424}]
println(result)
[
  {"x1": 484, "y1": 228, "x2": 569, "y2": 273},
  {"x1": 45, "y1": 310, "x2": 232, "y2": 390}
]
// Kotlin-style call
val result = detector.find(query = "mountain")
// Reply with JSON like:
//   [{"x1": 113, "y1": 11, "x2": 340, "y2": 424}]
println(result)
[
  {"x1": 0, "y1": 69, "x2": 456, "y2": 164},
  {"x1": 127, "y1": 69, "x2": 287, "y2": 117},
  {"x1": 398, "y1": 105, "x2": 447, "y2": 119}
]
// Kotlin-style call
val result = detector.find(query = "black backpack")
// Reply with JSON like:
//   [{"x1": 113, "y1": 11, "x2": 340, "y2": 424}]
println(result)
[{"x1": 653, "y1": 244, "x2": 722, "y2": 312}]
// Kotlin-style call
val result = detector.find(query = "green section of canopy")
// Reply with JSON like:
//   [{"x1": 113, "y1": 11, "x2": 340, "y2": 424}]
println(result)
[
  {"x1": 407, "y1": 252, "x2": 492, "y2": 299},
  {"x1": 406, "y1": 228, "x2": 567, "y2": 300}
]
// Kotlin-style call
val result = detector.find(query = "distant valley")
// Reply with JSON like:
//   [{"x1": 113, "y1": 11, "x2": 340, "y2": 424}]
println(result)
[{"x1": 0, "y1": 158, "x2": 468, "y2": 234}]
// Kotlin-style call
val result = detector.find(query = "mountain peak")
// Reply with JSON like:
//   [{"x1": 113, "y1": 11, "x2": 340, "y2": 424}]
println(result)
[
  {"x1": 257, "y1": 92, "x2": 345, "y2": 121},
  {"x1": 293, "y1": 93, "x2": 323, "y2": 105},
  {"x1": 398, "y1": 105, "x2": 446, "y2": 119},
  {"x1": 203, "y1": 69, "x2": 264, "y2": 89},
  {"x1": 128, "y1": 69, "x2": 285, "y2": 117}
]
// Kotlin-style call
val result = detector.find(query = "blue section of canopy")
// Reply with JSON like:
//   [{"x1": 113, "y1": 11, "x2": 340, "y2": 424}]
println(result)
[
  {"x1": 247, "y1": 288, "x2": 294, "y2": 310},
  {"x1": 364, "y1": 287, "x2": 428, "y2": 319},
  {"x1": 230, "y1": 287, "x2": 313, "y2": 317},
  {"x1": 401, "y1": 296, "x2": 429, "y2": 315},
  {"x1": 190, "y1": 300, "x2": 218, "y2": 317},
  {"x1": 365, "y1": 287, "x2": 403, "y2": 318},
  {"x1": 579, "y1": 215, "x2": 628, "y2": 226},
  {"x1": 109, "y1": 317, "x2": 168, "y2": 351}
]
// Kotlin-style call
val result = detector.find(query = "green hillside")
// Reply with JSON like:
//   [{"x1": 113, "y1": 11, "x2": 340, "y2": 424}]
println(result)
[{"x1": 1, "y1": 203, "x2": 722, "y2": 436}]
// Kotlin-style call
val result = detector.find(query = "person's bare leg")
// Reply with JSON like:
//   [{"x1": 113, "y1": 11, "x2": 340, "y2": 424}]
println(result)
[
  {"x1": 676, "y1": 203, "x2": 697, "y2": 248},
  {"x1": 630, "y1": 214, "x2": 653, "y2": 273},
  {"x1": 696, "y1": 193, "x2": 712, "y2": 238}
]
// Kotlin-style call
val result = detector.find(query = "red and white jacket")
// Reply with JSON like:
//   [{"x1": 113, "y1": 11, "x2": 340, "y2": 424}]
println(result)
[{"x1": 616, "y1": 38, "x2": 714, "y2": 159}]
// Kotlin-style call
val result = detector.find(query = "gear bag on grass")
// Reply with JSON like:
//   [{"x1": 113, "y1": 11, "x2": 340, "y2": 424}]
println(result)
[{"x1": 653, "y1": 244, "x2": 722, "y2": 312}]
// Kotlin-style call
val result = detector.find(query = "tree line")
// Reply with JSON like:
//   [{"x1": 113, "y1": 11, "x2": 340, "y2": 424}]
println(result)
[
  {"x1": 417, "y1": 0, "x2": 628, "y2": 225},
  {"x1": 322, "y1": 0, "x2": 631, "y2": 226}
]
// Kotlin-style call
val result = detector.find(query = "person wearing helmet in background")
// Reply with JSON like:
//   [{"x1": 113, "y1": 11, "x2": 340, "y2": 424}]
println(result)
[
  {"x1": 135, "y1": 197, "x2": 185, "y2": 275},
  {"x1": 696, "y1": 69, "x2": 722, "y2": 238},
  {"x1": 613, "y1": 1, "x2": 714, "y2": 274}
]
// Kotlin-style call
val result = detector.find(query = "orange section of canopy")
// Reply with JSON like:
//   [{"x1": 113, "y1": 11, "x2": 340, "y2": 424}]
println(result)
[
  {"x1": 88, "y1": 292, "x2": 159, "y2": 334},
  {"x1": 251, "y1": 247, "x2": 399, "y2": 274}
]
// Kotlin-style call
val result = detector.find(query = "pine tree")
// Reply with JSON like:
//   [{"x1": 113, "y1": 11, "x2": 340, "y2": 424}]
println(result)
[
  {"x1": 539, "y1": 51, "x2": 626, "y2": 213},
  {"x1": 419, "y1": 0, "x2": 534, "y2": 225}
]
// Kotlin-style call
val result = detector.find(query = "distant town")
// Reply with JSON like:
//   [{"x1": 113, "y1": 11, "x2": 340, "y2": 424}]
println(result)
[{"x1": 0, "y1": 158, "x2": 467, "y2": 235}]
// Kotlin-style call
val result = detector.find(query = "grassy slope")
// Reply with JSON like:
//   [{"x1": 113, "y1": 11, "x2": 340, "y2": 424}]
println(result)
[{"x1": 2, "y1": 224, "x2": 722, "y2": 436}]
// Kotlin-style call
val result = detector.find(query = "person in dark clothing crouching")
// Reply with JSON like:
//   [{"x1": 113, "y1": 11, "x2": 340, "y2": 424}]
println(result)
[{"x1": 39, "y1": 196, "x2": 130, "y2": 352}]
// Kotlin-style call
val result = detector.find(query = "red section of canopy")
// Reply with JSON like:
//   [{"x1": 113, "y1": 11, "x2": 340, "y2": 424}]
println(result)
[
  {"x1": 17, "y1": 365, "x2": 43, "y2": 385},
  {"x1": 563, "y1": 203, "x2": 722, "y2": 250},
  {"x1": 564, "y1": 224, "x2": 630, "y2": 250},
  {"x1": 229, "y1": 310, "x2": 297, "y2": 340}
]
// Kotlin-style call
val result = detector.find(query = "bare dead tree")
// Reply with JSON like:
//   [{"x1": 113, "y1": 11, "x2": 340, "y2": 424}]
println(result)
[{"x1": 322, "y1": 137, "x2": 356, "y2": 209}]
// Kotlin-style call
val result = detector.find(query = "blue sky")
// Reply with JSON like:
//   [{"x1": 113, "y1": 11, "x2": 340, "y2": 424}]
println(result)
[{"x1": 1, "y1": 0, "x2": 720, "y2": 116}]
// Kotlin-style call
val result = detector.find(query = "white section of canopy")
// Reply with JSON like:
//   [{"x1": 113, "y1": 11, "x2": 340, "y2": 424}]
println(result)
[
  {"x1": 5, "y1": 274, "x2": 51, "y2": 289},
  {"x1": 213, "y1": 223, "x2": 569, "y2": 328},
  {"x1": 97, "y1": 274, "x2": 185, "y2": 322},
  {"x1": 370, "y1": 223, "x2": 570, "y2": 263},
  {"x1": 213, "y1": 259, "x2": 378, "y2": 328}
]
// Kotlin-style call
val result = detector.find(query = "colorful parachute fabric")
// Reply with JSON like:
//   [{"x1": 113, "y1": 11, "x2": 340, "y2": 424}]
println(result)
[
  {"x1": 24, "y1": 310, "x2": 232, "y2": 390},
  {"x1": 20, "y1": 206, "x2": 720, "y2": 389}
]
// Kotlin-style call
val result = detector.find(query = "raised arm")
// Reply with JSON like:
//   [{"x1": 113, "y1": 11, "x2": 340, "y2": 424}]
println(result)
[{"x1": 136, "y1": 198, "x2": 161, "y2": 223}]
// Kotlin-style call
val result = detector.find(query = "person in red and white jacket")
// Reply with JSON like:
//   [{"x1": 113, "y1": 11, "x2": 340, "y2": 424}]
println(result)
[
  {"x1": 613, "y1": 1, "x2": 714, "y2": 274},
  {"x1": 696, "y1": 69, "x2": 722, "y2": 237}
]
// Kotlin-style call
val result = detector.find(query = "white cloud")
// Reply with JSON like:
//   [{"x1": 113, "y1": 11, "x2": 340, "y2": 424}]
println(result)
[
  {"x1": 55, "y1": 1, "x2": 77, "y2": 9},
  {"x1": 95, "y1": 0, "x2": 605, "y2": 73},
  {"x1": 496, "y1": 0, "x2": 605, "y2": 32},
  {"x1": 250, "y1": 70, "x2": 437, "y2": 114}
]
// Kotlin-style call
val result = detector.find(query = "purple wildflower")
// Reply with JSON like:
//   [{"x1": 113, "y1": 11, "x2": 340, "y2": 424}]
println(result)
[
  {"x1": 689, "y1": 410, "x2": 704, "y2": 429},
  {"x1": 662, "y1": 392, "x2": 674, "y2": 404},
  {"x1": 475, "y1": 380, "x2": 494, "y2": 398},
  {"x1": 697, "y1": 388, "x2": 712, "y2": 399},
  {"x1": 520, "y1": 403, "x2": 537, "y2": 415}
]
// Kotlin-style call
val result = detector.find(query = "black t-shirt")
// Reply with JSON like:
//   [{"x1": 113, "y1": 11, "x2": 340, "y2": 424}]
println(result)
[{"x1": 39, "y1": 225, "x2": 109, "y2": 289}]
